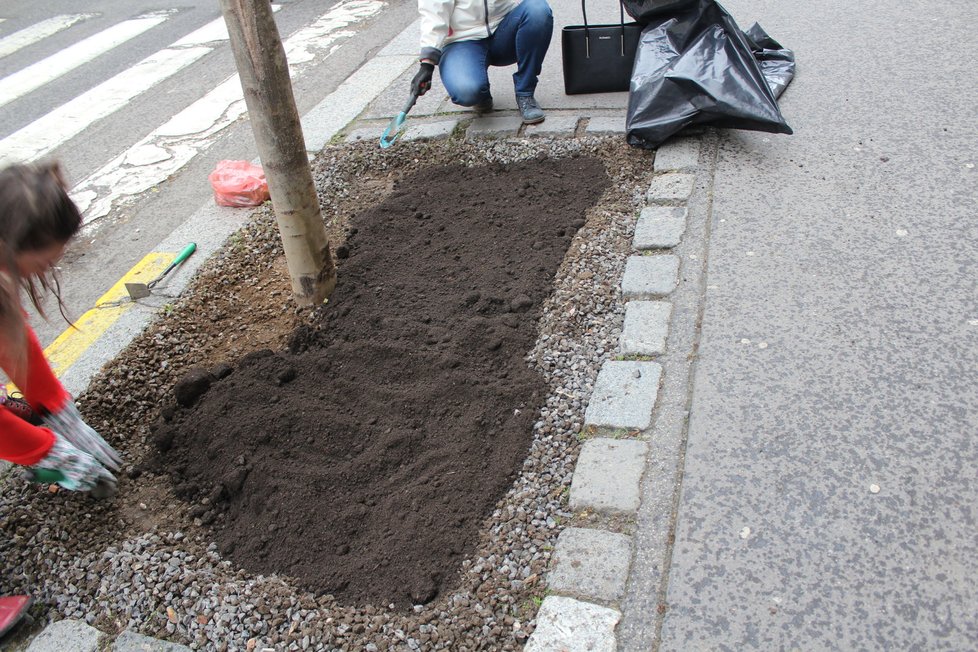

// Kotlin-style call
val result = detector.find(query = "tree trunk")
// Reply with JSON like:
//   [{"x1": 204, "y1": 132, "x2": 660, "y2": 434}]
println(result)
[{"x1": 218, "y1": 0, "x2": 336, "y2": 305}]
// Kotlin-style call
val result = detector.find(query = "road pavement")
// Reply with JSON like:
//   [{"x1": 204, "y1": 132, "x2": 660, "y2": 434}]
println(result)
[{"x1": 646, "y1": 0, "x2": 978, "y2": 649}]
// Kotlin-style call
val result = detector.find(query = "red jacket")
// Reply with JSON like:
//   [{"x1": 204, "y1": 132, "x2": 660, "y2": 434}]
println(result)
[{"x1": 0, "y1": 326, "x2": 67, "y2": 465}]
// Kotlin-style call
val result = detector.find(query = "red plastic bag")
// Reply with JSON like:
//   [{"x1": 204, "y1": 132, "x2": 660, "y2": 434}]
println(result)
[{"x1": 208, "y1": 160, "x2": 270, "y2": 207}]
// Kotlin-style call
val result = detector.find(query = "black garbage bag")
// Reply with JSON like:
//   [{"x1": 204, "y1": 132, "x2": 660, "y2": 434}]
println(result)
[
  {"x1": 621, "y1": 0, "x2": 698, "y2": 22},
  {"x1": 625, "y1": 0, "x2": 794, "y2": 149},
  {"x1": 744, "y1": 22, "x2": 795, "y2": 99}
]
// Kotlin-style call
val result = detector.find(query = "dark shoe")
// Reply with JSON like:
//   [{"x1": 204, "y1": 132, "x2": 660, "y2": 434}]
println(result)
[
  {"x1": 516, "y1": 95, "x2": 545, "y2": 124},
  {"x1": 473, "y1": 95, "x2": 493, "y2": 113}
]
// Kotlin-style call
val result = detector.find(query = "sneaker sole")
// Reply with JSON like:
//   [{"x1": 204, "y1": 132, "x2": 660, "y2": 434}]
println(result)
[{"x1": 521, "y1": 115, "x2": 545, "y2": 125}]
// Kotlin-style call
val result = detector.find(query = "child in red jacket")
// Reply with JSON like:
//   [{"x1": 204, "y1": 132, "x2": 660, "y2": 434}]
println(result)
[{"x1": 0, "y1": 162, "x2": 119, "y2": 493}]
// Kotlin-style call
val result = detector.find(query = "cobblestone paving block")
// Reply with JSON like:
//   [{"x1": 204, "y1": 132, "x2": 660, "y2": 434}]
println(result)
[
  {"x1": 345, "y1": 126, "x2": 385, "y2": 143},
  {"x1": 403, "y1": 119, "x2": 459, "y2": 142},
  {"x1": 621, "y1": 255, "x2": 680, "y2": 299},
  {"x1": 569, "y1": 437, "x2": 649, "y2": 513},
  {"x1": 584, "y1": 116, "x2": 625, "y2": 136},
  {"x1": 523, "y1": 115, "x2": 580, "y2": 138},
  {"x1": 620, "y1": 300, "x2": 672, "y2": 356},
  {"x1": 465, "y1": 115, "x2": 524, "y2": 139},
  {"x1": 633, "y1": 205, "x2": 688, "y2": 249},
  {"x1": 549, "y1": 527, "x2": 633, "y2": 602},
  {"x1": 584, "y1": 360, "x2": 662, "y2": 431},
  {"x1": 524, "y1": 596, "x2": 620, "y2": 652},
  {"x1": 646, "y1": 172, "x2": 695, "y2": 204},
  {"x1": 26, "y1": 620, "x2": 102, "y2": 652},
  {"x1": 112, "y1": 631, "x2": 193, "y2": 652},
  {"x1": 653, "y1": 136, "x2": 701, "y2": 172}
]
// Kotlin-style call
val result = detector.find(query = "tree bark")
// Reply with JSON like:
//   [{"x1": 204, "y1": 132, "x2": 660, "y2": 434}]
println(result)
[{"x1": 218, "y1": 0, "x2": 336, "y2": 304}]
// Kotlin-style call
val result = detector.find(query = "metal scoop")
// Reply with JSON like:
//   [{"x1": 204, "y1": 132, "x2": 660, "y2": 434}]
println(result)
[
  {"x1": 379, "y1": 90, "x2": 420, "y2": 149},
  {"x1": 125, "y1": 242, "x2": 196, "y2": 300}
]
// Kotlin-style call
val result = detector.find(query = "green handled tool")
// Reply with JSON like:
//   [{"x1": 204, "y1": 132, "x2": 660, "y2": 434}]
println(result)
[
  {"x1": 125, "y1": 242, "x2": 197, "y2": 300},
  {"x1": 379, "y1": 90, "x2": 421, "y2": 149}
]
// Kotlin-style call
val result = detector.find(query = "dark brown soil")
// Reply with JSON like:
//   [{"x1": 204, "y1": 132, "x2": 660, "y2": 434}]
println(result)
[{"x1": 148, "y1": 158, "x2": 610, "y2": 608}]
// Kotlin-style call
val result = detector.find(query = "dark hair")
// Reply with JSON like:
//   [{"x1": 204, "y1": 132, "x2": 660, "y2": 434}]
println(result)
[
  {"x1": 0, "y1": 162, "x2": 81, "y2": 253},
  {"x1": 0, "y1": 162, "x2": 81, "y2": 373}
]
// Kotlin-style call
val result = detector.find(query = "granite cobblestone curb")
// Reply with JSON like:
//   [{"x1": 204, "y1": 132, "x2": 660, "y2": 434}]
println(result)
[
  {"x1": 24, "y1": 619, "x2": 102, "y2": 652},
  {"x1": 583, "y1": 361, "x2": 663, "y2": 432},
  {"x1": 620, "y1": 301, "x2": 673, "y2": 356},
  {"x1": 524, "y1": 596, "x2": 620, "y2": 652},
  {"x1": 621, "y1": 254, "x2": 680, "y2": 299},
  {"x1": 569, "y1": 438, "x2": 649, "y2": 514},
  {"x1": 633, "y1": 205, "x2": 688, "y2": 250},
  {"x1": 645, "y1": 172, "x2": 695, "y2": 205},
  {"x1": 23, "y1": 619, "x2": 193, "y2": 652},
  {"x1": 523, "y1": 115, "x2": 581, "y2": 138},
  {"x1": 526, "y1": 133, "x2": 701, "y2": 651},
  {"x1": 548, "y1": 528, "x2": 633, "y2": 602}
]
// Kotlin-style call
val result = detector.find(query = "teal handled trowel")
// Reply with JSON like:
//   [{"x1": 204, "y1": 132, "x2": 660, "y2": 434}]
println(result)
[{"x1": 379, "y1": 90, "x2": 421, "y2": 149}]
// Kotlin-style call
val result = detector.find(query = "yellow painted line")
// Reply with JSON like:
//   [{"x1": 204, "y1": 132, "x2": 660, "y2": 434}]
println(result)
[
  {"x1": 6, "y1": 252, "x2": 176, "y2": 395},
  {"x1": 44, "y1": 253, "x2": 174, "y2": 378}
]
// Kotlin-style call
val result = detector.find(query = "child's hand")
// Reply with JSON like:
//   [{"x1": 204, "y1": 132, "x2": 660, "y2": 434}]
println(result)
[
  {"x1": 30, "y1": 433, "x2": 116, "y2": 493},
  {"x1": 42, "y1": 399, "x2": 122, "y2": 471}
]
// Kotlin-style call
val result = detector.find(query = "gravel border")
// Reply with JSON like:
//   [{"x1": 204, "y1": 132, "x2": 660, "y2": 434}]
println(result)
[{"x1": 0, "y1": 135, "x2": 653, "y2": 651}]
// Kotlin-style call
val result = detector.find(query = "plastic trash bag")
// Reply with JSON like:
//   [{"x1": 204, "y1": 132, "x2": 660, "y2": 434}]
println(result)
[
  {"x1": 625, "y1": 0, "x2": 794, "y2": 149},
  {"x1": 208, "y1": 160, "x2": 270, "y2": 207},
  {"x1": 744, "y1": 22, "x2": 795, "y2": 100},
  {"x1": 621, "y1": 0, "x2": 697, "y2": 23}
]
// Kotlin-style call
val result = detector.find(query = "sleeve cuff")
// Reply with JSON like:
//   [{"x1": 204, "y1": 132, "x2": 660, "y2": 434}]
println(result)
[{"x1": 420, "y1": 47, "x2": 442, "y2": 66}]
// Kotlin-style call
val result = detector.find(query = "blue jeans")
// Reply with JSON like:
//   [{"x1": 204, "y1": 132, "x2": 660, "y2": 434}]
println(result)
[{"x1": 439, "y1": 0, "x2": 554, "y2": 106}]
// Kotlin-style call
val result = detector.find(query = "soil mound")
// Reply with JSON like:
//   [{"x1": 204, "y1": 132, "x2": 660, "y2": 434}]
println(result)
[{"x1": 150, "y1": 157, "x2": 610, "y2": 607}]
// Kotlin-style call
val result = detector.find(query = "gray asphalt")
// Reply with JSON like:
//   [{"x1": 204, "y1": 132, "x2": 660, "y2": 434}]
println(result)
[{"x1": 637, "y1": 0, "x2": 977, "y2": 649}]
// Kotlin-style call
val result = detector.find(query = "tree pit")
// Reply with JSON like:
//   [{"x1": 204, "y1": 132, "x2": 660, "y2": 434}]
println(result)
[{"x1": 148, "y1": 157, "x2": 610, "y2": 608}]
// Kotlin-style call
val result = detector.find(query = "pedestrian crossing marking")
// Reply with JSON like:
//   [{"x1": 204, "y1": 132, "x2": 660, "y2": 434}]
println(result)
[
  {"x1": 69, "y1": 0, "x2": 384, "y2": 223},
  {"x1": 0, "y1": 11, "x2": 173, "y2": 109},
  {"x1": 0, "y1": 14, "x2": 94, "y2": 60},
  {"x1": 0, "y1": 44, "x2": 212, "y2": 165},
  {"x1": 0, "y1": 9, "x2": 285, "y2": 166}
]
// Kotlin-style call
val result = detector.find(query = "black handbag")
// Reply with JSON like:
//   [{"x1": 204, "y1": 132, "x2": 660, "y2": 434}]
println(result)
[{"x1": 562, "y1": 0, "x2": 642, "y2": 95}]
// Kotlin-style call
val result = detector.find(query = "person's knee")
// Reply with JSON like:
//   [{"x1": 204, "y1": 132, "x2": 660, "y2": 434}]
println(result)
[
  {"x1": 521, "y1": 0, "x2": 554, "y2": 25},
  {"x1": 447, "y1": 79, "x2": 489, "y2": 106}
]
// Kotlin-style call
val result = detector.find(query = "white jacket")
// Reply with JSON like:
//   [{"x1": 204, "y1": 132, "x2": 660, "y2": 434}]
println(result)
[{"x1": 419, "y1": 0, "x2": 522, "y2": 64}]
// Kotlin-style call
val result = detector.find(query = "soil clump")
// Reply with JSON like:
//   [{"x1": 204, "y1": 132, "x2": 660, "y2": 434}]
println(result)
[{"x1": 149, "y1": 157, "x2": 610, "y2": 607}]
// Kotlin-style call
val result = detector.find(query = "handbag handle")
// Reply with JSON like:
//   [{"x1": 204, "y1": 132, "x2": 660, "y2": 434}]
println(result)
[{"x1": 580, "y1": 0, "x2": 629, "y2": 57}]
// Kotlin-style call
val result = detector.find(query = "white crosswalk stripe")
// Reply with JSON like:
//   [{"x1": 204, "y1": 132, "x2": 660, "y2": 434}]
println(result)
[
  {"x1": 0, "y1": 0, "x2": 386, "y2": 224},
  {"x1": 0, "y1": 11, "x2": 173, "y2": 109},
  {"x1": 0, "y1": 12, "x2": 236, "y2": 165},
  {"x1": 0, "y1": 14, "x2": 94, "y2": 60},
  {"x1": 71, "y1": 0, "x2": 385, "y2": 223},
  {"x1": 0, "y1": 44, "x2": 213, "y2": 165}
]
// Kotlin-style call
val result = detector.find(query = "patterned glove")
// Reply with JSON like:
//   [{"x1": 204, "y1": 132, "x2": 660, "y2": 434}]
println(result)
[
  {"x1": 29, "y1": 432, "x2": 117, "y2": 492},
  {"x1": 42, "y1": 399, "x2": 121, "y2": 471}
]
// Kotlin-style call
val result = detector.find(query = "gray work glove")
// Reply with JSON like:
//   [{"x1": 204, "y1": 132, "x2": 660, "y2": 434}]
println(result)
[
  {"x1": 42, "y1": 399, "x2": 121, "y2": 471},
  {"x1": 29, "y1": 432, "x2": 117, "y2": 493},
  {"x1": 411, "y1": 62, "x2": 434, "y2": 97}
]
